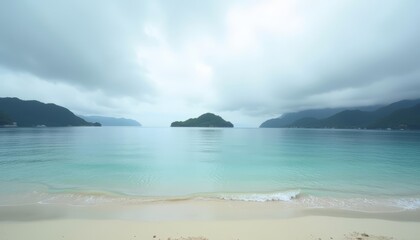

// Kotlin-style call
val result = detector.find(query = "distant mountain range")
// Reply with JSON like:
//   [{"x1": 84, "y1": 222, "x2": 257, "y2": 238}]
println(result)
[
  {"x1": 171, "y1": 113, "x2": 234, "y2": 127},
  {"x1": 2, "y1": 96, "x2": 418, "y2": 129},
  {"x1": 260, "y1": 105, "x2": 382, "y2": 128},
  {"x1": 79, "y1": 115, "x2": 141, "y2": 126},
  {"x1": 260, "y1": 99, "x2": 420, "y2": 130},
  {"x1": 0, "y1": 97, "x2": 100, "y2": 127}
]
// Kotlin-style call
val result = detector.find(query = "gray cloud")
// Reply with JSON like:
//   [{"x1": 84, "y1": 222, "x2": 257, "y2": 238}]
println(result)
[
  {"x1": 210, "y1": 0, "x2": 420, "y2": 115},
  {"x1": 1, "y1": 0, "x2": 420, "y2": 127},
  {"x1": 0, "y1": 1, "x2": 153, "y2": 97}
]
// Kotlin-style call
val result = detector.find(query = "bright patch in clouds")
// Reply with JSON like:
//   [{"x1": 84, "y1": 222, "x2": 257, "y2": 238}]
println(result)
[{"x1": 226, "y1": 0, "x2": 303, "y2": 51}]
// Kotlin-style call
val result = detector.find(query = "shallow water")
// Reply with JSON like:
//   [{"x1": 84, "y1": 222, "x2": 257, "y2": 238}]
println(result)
[{"x1": 1, "y1": 127, "x2": 420, "y2": 211}]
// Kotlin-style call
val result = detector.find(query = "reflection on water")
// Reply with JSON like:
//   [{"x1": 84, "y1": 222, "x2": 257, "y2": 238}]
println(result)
[{"x1": 194, "y1": 128, "x2": 223, "y2": 154}]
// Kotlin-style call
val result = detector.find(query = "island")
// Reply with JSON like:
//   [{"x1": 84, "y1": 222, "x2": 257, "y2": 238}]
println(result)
[
  {"x1": 0, "y1": 97, "x2": 101, "y2": 127},
  {"x1": 171, "y1": 113, "x2": 234, "y2": 128}
]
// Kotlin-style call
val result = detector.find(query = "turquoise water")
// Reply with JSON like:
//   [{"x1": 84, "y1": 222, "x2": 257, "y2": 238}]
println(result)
[{"x1": 1, "y1": 127, "x2": 420, "y2": 211}]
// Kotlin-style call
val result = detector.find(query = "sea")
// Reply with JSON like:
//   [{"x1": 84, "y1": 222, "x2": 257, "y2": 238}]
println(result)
[{"x1": 1, "y1": 127, "x2": 420, "y2": 212}]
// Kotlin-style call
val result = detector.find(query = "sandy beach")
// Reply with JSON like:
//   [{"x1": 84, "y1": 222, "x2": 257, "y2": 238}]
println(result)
[
  {"x1": 1, "y1": 201, "x2": 419, "y2": 240},
  {"x1": 1, "y1": 216, "x2": 420, "y2": 240}
]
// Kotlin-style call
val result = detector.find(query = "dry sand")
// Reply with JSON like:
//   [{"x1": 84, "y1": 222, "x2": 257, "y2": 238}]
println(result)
[
  {"x1": 1, "y1": 201, "x2": 419, "y2": 240},
  {"x1": 1, "y1": 216, "x2": 419, "y2": 240}
]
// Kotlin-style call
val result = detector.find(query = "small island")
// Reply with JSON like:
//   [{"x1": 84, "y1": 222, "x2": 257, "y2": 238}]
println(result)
[{"x1": 171, "y1": 113, "x2": 234, "y2": 128}]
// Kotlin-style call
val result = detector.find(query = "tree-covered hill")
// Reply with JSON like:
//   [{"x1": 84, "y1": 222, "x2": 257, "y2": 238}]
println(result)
[
  {"x1": 0, "y1": 97, "x2": 100, "y2": 127},
  {"x1": 260, "y1": 98, "x2": 420, "y2": 130},
  {"x1": 171, "y1": 113, "x2": 234, "y2": 128}
]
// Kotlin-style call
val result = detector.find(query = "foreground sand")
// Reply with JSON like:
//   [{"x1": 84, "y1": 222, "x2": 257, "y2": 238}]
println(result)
[{"x1": 1, "y1": 216, "x2": 419, "y2": 240}]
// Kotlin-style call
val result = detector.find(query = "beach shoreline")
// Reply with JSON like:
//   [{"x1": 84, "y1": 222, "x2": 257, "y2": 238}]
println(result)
[{"x1": 1, "y1": 199, "x2": 420, "y2": 221}]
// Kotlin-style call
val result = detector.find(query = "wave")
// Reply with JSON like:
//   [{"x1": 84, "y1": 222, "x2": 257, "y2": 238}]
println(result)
[
  {"x1": 213, "y1": 190, "x2": 300, "y2": 202},
  {"x1": 2, "y1": 187, "x2": 420, "y2": 212},
  {"x1": 34, "y1": 190, "x2": 301, "y2": 205},
  {"x1": 393, "y1": 198, "x2": 420, "y2": 210}
]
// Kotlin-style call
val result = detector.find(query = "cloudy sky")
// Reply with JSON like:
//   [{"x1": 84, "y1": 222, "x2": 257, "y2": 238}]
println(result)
[{"x1": 1, "y1": 0, "x2": 420, "y2": 127}]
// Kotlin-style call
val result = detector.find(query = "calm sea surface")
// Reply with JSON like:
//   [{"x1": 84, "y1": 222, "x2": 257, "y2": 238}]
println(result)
[{"x1": 1, "y1": 127, "x2": 420, "y2": 211}]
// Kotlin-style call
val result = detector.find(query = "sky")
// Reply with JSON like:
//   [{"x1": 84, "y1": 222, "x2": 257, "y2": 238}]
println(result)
[{"x1": 1, "y1": 0, "x2": 420, "y2": 127}]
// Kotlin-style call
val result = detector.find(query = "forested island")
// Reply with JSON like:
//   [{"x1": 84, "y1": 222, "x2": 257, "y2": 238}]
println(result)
[
  {"x1": 0, "y1": 97, "x2": 100, "y2": 127},
  {"x1": 171, "y1": 113, "x2": 234, "y2": 128}
]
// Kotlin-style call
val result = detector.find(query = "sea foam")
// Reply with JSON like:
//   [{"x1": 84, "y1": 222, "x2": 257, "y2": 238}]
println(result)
[
  {"x1": 393, "y1": 198, "x2": 420, "y2": 210},
  {"x1": 216, "y1": 190, "x2": 300, "y2": 202}
]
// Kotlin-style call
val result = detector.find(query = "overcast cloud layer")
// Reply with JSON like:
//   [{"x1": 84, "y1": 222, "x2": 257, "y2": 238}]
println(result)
[{"x1": 1, "y1": 0, "x2": 420, "y2": 127}]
